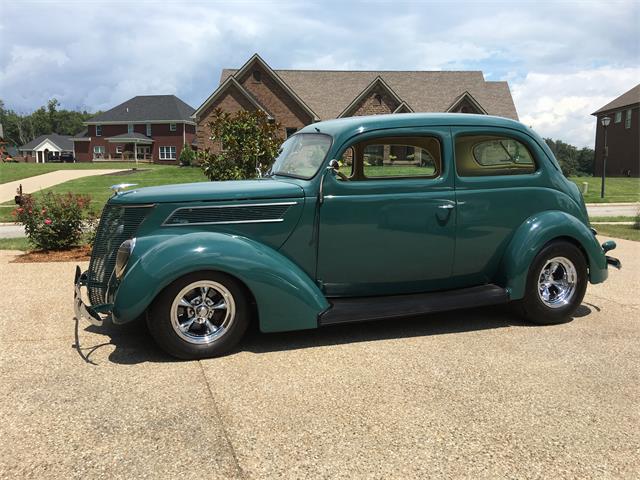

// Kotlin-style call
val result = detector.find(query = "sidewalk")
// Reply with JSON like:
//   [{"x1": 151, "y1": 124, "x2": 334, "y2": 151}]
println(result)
[
  {"x1": 0, "y1": 169, "x2": 128, "y2": 203},
  {"x1": 586, "y1": 202, "x2": 639, "y2": 217}
]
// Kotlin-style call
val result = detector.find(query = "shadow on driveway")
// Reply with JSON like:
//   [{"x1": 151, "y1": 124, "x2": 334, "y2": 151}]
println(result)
[{"x1": 73, "y1": 303, "x2": 595, "y2": 365}]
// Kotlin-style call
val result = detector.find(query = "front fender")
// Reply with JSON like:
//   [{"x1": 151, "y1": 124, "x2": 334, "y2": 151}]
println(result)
[
  {"x1": 112, "y1": 231, "x2": 329, "y2": 332},
  {"x1": 499, "y1": 211, "x2": 608, "y2": 300}
]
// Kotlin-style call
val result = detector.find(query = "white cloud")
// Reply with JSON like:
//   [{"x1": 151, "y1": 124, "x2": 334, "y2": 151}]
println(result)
[{"x1": 512, "y1": 67, "x2": 640, "y2": 147}]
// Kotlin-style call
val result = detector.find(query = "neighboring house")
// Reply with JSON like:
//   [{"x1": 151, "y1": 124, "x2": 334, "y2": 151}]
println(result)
[
  {"x1": 72, "y1": 95, "x2": 196, "y2": 163},
  {"x1": 19, "y1": 134, "x2": 74, "y2": 163},
  {"x1": 193, "y1": 53, "x2": 518, "y2": 152},
  {"x1": 592, "y1": 83, "x2": 640, "y2": 177}
]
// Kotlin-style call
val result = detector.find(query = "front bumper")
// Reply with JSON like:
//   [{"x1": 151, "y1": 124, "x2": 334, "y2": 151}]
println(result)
[
  {"x1": 74, "y1": 266, "x2": 112, "y2": 326},
  {"x1": 601, "y1": 240, "x2": 621, "y2": 270}
]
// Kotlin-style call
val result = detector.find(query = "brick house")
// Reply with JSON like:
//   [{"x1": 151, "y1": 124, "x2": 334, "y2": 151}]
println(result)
[
  {"x1": 18, "y1": 134, "x2": 74, "y2": 163},
  {"x1": 592, "y1": 83, "x2": 639, "y2": 177},
  {"x1": 193, "y1": 53, "x2": 518, "y2": 152},
  {"x1": 72, "y1": 95, "x2": 196, "y2": 164}
]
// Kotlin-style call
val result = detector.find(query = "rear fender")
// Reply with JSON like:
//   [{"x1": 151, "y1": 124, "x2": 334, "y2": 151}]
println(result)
[
  {"x1": 112, "y1": 232, "x2": 328, "y2": 332},
  {"x1": 498, "y1": 211, "x2": 607, "y2": 300}
]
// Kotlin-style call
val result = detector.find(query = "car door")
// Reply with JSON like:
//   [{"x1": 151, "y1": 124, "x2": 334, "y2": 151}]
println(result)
[
  {"x1": 452, "y1": 127, "x2": 555, "y2": 285},
  {"x1": 317, "y1": 128, "x2": 456, "y2": 297}
]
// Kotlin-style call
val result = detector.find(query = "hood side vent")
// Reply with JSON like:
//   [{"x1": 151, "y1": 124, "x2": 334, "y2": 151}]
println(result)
[{"x1": 164, "y1": 202, "x2": 296, "y2": 226}]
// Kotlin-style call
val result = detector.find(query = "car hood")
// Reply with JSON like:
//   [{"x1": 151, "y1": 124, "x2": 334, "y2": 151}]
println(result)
[{"x1": 109, "y1": 179, "x2": 305, "y2": 205}]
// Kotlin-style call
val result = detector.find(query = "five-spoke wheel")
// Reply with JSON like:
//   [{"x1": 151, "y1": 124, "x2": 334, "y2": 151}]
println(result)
[{"x1": 148, "y1": 272, "x2": 250, "y2": 359}]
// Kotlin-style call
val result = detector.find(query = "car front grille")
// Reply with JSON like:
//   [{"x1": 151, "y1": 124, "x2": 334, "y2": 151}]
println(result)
[{"x1": 87, "y1": 203, "x2": 152, "y2": 305}]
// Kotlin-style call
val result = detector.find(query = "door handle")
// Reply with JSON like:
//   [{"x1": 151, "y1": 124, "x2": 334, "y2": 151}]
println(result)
[{"x1": 438, "y1": 204, "x2": 455, "y2": 210}]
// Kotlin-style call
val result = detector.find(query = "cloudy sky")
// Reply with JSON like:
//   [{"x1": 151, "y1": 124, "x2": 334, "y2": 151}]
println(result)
[{"x1": 1, "y1": 0, "x2": 638, "y2": 146}]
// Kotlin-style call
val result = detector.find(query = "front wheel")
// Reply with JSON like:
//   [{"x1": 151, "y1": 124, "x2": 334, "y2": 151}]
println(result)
[
  {"x1": 516, "y1": 241, "x2": 588, "y2": 325},
  {"x1": 147, "y1": 271, "x2": 250, "y2": 359}
]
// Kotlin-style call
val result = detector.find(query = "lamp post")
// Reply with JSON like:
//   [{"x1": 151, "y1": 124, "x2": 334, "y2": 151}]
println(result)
[{"x1": 600, "y1": 115, "x2": 611, "y2": 199}]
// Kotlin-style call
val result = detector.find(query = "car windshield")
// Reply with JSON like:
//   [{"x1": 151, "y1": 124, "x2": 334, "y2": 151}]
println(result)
[{"x1": 271, "y1": 134, "x2": 332, "y2": 179}]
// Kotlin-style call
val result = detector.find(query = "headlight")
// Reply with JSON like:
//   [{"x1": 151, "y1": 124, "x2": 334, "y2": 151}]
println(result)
[{"x1": 114, "y1": 238, "x2": 136, "y2": 280}]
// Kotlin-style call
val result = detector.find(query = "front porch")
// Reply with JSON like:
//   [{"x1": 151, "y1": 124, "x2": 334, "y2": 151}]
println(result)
[{"x1": 97, "y1": 132, "x2": 154, "y2": 163}]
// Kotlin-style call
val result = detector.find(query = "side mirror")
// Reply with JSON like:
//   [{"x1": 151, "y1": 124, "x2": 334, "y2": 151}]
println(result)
[{"x1": 327, "y1": 159, "x2": 340, "y2": 171}]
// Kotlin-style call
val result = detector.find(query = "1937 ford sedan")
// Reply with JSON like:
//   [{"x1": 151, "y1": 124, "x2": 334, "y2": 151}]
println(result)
[{"x1": 74, "y1": 113, "x2": 621, "y2": 359}]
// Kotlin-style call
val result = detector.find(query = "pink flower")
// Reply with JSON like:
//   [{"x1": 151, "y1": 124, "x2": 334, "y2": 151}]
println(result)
[
  {"x1": 44, "y1": 218, "x2": 52, "y2": 225},
  {"x1": 17, "y1": 208, "x2": 24, "y2": 214},
  {"x1": 41, "y1": 209, "x2": 46, "y2": 214}
]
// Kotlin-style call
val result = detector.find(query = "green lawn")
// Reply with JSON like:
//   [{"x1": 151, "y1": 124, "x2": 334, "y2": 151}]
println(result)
[
  {"x1": 0, "y1": 165, "x2": 208, "y2": 222},
  {"x1": 569, "y1": 176, "x2": 640, "y2": 204},
  {"x1": 589, "y1": 216, "x2": 636, "y2": 223},
  {"x1": 596, "y1": 224, "x2": 640, "y2": 241},
  {"x1": 0, "y1": 237, "x2": 31, "y2": 250},
  {"x1": 0, "y1": 161, "x2": 164, "y2": 184}
]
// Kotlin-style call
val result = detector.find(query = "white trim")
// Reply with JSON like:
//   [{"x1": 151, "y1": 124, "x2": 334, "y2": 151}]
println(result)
[
  {"x1": 96, "y1": 124, "x2": 102, "y2": 136},
  {"x1": 169, "y1": 123, "x2": 177, "y2": 131},
  {"x1": 338, "y1": 76, "x2": 406, "y2": 118},
  {"x1": 159, "y1": 145, "x2": 177, "y2": 160},
  {"x1": 392, "y1": 101, "x2": 414, "y2": 113},
  {"x1": 19, "y1": 138, "x2": 66, "y2": 152},
  {"x1": 84, "y1": 120, "x2": 196, "y2": 126}
]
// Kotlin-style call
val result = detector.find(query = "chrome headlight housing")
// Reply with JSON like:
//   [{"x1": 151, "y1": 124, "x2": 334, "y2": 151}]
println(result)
[{"x1": 114, "y1": 238, "x2": 136, "y2": 280}]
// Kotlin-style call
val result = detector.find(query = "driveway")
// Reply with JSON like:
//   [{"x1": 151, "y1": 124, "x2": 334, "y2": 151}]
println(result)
[
  {"x1": 587, "y1": 202, "x2": 639, "y2": 217},
  {"x1": 0, "y1": 169, "x2": 128, "y2": 203},
  {"x1": 0, "y1": 237, "x2": 638, "y2": 479}
]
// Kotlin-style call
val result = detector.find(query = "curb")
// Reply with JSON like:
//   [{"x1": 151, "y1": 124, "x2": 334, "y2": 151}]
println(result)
[{"x1": 586, "y1": 202, "x2": 639, "y2": 207}]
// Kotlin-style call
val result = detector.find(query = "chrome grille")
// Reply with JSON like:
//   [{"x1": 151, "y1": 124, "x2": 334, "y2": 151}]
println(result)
[
  {"x1": 164, "y1": 202, "x2": 294, "y2": 226},
  {"x1": 87, "y1": 204, "x2": 152, "y2": 305}
]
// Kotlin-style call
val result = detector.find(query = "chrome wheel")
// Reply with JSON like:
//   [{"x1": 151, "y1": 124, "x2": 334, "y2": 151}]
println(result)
[
  {"x1": 170, "y1": 280, "x2": 236, "y2": 345},
  {"x1": 537, "y1": 256, "x2": 577, "y2": 309}
]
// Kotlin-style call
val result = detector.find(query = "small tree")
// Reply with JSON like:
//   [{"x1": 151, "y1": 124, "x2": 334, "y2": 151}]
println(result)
[
  {"x1": 199, "y1": 109, "x2": 282, "y2": 181},
  {"x1": 179, "y1": 143, "x2": 196, "y2": 166}
]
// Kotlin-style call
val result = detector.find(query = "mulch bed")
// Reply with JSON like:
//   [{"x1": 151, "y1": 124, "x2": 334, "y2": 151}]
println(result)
[{"x1": 11, "y1": 245, "x2": 92, "y2": 263}]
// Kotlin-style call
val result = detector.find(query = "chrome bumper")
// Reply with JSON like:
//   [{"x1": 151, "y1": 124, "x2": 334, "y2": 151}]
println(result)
[
  {"x1": 74, "y1": 266, "x2": 111, "y2": 326},
  {"x1": 601, "y1": 240, "x2": 621, "y2": 270}
]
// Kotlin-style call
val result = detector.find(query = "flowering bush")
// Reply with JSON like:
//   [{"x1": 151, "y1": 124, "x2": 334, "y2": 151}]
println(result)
[{"x1": 13, "y1": 192, "x2": 95, "y2": 250}]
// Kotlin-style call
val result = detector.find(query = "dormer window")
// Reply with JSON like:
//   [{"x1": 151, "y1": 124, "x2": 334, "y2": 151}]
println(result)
[
  {"x1": 170, "y1": 123, "x2": 177, "y2": 132},
  {"x1": 252, "y1": 70, "x2": 262, "y2": 82}
]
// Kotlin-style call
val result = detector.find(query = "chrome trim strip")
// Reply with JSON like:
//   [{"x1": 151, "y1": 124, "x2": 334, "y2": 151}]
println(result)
[{"x1": 162, "y1": 201, "x2": 298, "y2": 227}]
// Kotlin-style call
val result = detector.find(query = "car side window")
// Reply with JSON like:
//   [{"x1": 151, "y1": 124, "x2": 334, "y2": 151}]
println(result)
[
  {"x1": 455, "y1": 135, "x2": 536, "y2": 176},
  {"x1": 339, "y1": 136, "x2": 441, "y2": 180}
]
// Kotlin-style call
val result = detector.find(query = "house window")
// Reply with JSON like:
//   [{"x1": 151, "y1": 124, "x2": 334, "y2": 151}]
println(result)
[
  {"x1": 159, "y1": 146, "x2": 176, "y2": 160},
  {"x1": 615, "y1": 111, "x2": 622, "y2": 123},
  {"x1": 252, "y1": 70, "x2": 262, "y2": 82},
  {"x1": 93, "y1": 146, "x2": 105, "y2": 158},
  {"x1": 625, "y1": 109, "x2": 632, "y2": 129},
  {"x1": 169, "y1": 123, "x2": 177, "y2": 132},
  {"x1": 128, "y1": 124, "x2": 134, "y2": 134},
  {"x1": 286, "y1": 127, "x2": 297, "y2": 138},
  {"x1": 146, "y1": 123, "x2": 152, "y2": 136},
  {"x1": 115, "y1": 145, "x2": 123, "y2": 154},
  {"x1": 96, "y1": 125, "x2": 102, "y2": 136}
]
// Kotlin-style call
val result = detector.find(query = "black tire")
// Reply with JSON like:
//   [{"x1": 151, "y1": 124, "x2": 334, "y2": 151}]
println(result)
[
  {"x1": 516, "y1": 240, "x2": 588, "y2": 325},
  {"x1": 147, "y1": 271, "x2": 250, "y2": 359}
]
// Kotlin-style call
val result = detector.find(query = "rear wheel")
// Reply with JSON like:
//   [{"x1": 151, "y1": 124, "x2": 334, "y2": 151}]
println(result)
[
  {"x1": 517, "y1": 241, "x2": 588, "y2": 325},
  {"x1": 147, "y1": 271, "x2": 250, "y2": 359}
]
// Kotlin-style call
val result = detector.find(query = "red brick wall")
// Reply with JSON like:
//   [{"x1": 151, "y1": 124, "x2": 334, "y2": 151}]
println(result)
[
  {"x1": 74, "y1": 141, "x2": 90, "y2": 162},
  {"x1": 348, "y1": 87, "x2": 400, "y2": 117}
]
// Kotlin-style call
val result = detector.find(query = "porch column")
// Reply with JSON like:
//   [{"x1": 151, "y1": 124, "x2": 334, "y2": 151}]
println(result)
[{"x1": 134, "y1": 140, "x2": 138, "y2": 169}]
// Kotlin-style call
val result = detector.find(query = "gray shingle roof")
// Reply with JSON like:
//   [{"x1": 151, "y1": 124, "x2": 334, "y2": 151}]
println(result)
[
  {"x1": 106, "y1": 132, "x2": 153, "y2": 142},
  {"x1": 220, "y1": 69, "x2": 518, "y2": 120},
  {"x1": 592, "y1": 84, "x2": 640, "y2": 115},
  {"x1": 87, "y1": 95, "x2": 195, "y2": 123},
  {"x1": 19, "y1": 134, "x2": 74, "y2": 151}
]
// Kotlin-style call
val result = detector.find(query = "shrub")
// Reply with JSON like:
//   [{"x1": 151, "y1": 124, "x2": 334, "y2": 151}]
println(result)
[
  {"x1": 635, "y1": 208, "x2": 640, "y2": 230},
  {"x1": 13, "y1": 192, "x2": 95, "y2": 250},
  {"x1": 199, "y1": 109, "x2": 282, "y2": 181},
  {"x1": 179, "y1": 143, "x2": 196, "y2": 167}
]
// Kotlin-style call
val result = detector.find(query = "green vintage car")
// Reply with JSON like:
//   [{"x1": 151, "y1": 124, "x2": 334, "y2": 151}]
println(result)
[{"x1": 74, "y1": 113, "x2": 620, "y2": 359}]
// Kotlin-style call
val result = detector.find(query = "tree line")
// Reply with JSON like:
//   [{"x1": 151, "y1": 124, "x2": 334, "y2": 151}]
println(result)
[
  {"x1": 0, "y1": 99, "x2": 99, "y2": 147},
  {"x1": 544, "y1": 138, "x2": 594, "y2": 177}
]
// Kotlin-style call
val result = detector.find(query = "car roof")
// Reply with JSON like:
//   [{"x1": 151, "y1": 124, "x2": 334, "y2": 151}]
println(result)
[{"x1": 297, "y1": 113, "x2": 528, "y2": 137}]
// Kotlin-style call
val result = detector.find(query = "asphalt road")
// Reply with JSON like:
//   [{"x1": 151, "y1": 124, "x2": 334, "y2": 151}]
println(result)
[{"x1": 0, "y1": 237, "x2": 638, "y2": 479}]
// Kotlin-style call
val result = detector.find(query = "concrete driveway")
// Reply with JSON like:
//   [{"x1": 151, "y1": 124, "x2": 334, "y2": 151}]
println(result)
[{"x1": 1, "y1": 237, "x2": 638, "y2": 479}]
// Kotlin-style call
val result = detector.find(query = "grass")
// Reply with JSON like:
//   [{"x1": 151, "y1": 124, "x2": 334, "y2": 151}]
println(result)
[
  {"x1": 569, "y1": 176, "x2": 640, "y2": 204},
  {"x1": 0, "y1": 237, "x2": 31, "y2": 250},
  {"x1": 0, "y1": 161, "x2": 164, "y2": 184},
  {"x1": 596, "y1": 224, "x2": 640, "y2": 241},
  {"x1": 0, "y1": 165, "x2": 208, "y2": 222},
  {"x1": 589, "y1": 216, "x2": 636, "y2": 223}
]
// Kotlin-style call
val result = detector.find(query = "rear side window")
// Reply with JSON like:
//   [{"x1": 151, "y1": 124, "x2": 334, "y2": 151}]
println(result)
[{"x1": 456, "y1": 135, "x2": 536, "y2": 176}]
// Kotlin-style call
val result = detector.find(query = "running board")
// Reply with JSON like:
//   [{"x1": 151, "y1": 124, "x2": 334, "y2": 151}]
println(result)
[{"x1": 318, "y1": 284, "x2": 509, "y2": 326}]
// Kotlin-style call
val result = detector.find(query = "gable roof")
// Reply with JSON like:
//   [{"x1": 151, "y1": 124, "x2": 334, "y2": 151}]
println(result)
[
  {"x1": 195, "y1": 54, "x2": 319, "y2": 121},
  {"x1": 19, "y1": 134, "x2": 74, "y2": 151},
  {"x1": 446, "y1": 91, "x2": 488, "y2": 114},
  {"x1": 193, "y1": 76, "x2": 273, "y2": 119},
  {"x1": 592, "y1": 83, "x2": 640, "y2": 115},
  {"x1": 219, "y1": 67, "x2": 518, "y2": 120},
  {"x1": 87, "y1": 95, "x2": 195, "y2": 124},
  {"x1": 338, "y1": 76, "x2": 405, "y2": 117}
]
